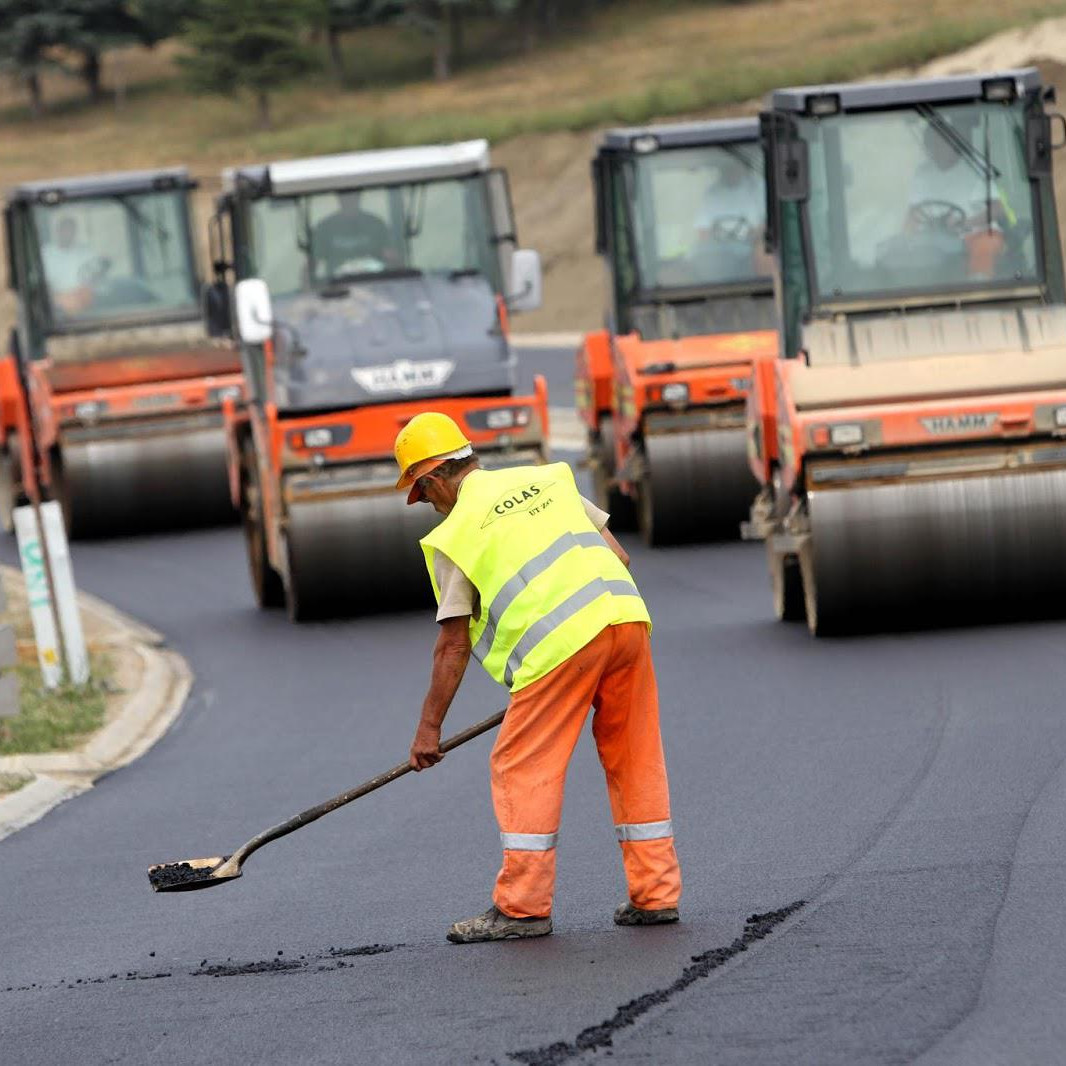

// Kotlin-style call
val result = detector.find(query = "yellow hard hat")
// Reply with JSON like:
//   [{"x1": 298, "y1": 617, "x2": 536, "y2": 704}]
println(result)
[{"x1": 394, "y1": 412, "x2": 472, "y2": 503}]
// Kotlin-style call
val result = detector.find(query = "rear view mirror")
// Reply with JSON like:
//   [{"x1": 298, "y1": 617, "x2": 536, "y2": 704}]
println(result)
[
  {"x1": 201, "y1": 281, "x2": 231, "y2": 338},
  {"x1": 1027, "y1": 112, "x2": 1066, "y2": 176},
  {"x1": 507, "y1": 249, "x2": 542, "y2": 313},
  {"x1": 234, "y1": 278, "x2": 274, "y2": 345}
]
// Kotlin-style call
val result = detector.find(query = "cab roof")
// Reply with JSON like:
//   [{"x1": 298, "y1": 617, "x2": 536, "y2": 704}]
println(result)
[
  {"x1": 769, "y1": 66, "x2": 1043, "y2": 114},
  {"x1": 223, "y1": 139, "x2": 491, "y2": 197},
  {"x1": 599, "y1": 118, "x2": 760, "y2": 153},
  {"x1": 6, "y1": 167, "x2": 194, "y2": 205}
]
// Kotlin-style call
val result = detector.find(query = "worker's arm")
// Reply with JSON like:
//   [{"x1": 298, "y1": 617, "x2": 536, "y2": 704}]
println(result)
[
  {"x1": 601, "y1": 525, "x2": 630, "y2": 569},
  {"x1": 410, "y1": 615, "x2": 472, "y2": 771}
]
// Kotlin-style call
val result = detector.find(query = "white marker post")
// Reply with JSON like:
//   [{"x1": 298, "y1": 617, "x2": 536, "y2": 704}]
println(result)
[
  {"x1": 13, "y1": 502, "x2": 89, "y2": 688},
  {"x1": 13, "y1": 505, "x2": 63, "y2": 688},
  {"x1": 40, "y1": 501, "x2": 89, "y2": 685}
]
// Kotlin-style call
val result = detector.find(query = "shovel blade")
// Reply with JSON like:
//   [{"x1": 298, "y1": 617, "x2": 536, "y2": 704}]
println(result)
[{"x1": 148, "y1": 855, "x2": 240, "y2": 893}]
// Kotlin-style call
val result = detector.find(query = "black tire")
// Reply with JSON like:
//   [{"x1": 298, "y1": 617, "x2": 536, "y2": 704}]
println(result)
[
  {"x1": 591, "y1": 415, "x2": 637, "y2": 532},
  {"x1": 241, "y1": 440, "x2": 284, "y2": 610}
]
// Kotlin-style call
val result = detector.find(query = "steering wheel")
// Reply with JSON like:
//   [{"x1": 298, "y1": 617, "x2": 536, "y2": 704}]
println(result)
[
  {"x1": 909, "y1": 200, "x2": 967, "y2": 235},
  {"x1": 708, "y1": 215, "x2": 755, "y2": 243},
  {"x1": 77, "y1": 255, "x2": 112, "y2": 286},
  {"x1": 329, "y1": 255, "x2": 385, "y2": 279}
]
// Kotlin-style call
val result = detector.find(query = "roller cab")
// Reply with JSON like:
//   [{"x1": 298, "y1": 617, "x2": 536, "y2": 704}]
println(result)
[
  {"x1": 214, "y1": 140, "x2": 548, "y2": 619},
  {"x1": 760, "y1": 68, "x2": 1066, "y2": 633},
  {"x1": 0, "y1": 168, "x2": 244, "y2": 537},
  {"x1": 578, "y1": 119, "x2": 778, "y2": 545}
]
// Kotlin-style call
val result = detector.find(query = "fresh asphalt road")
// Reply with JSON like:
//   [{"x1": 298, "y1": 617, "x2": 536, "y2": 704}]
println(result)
[{"x1": 3, "y1": 344, "x2": 1066, "y2": 1065}]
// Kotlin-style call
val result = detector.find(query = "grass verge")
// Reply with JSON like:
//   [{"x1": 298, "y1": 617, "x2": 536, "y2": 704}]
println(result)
[
  {"x1": 0, "y1": 659, "x2": 111, "y2": 757},
  {"x1": 0, "y1": 771, "x2": 32, "y2": 795}
]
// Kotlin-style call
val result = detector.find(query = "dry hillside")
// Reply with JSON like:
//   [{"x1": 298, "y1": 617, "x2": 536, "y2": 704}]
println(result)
[{"x1": 5, "y1": 7, "x2": 1066, "y2": 331}]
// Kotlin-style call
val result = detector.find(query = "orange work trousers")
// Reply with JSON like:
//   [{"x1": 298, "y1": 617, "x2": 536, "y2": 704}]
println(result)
[{"x1": 490, "y1": 621, "x2": 681, "y2": 919}]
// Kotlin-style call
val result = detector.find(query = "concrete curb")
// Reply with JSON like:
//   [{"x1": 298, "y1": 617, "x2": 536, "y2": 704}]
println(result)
[
  {"x1": 510, "y1": 332, "x2": 583, "y2": 350},
  {"x1": 0, "y1": 569, "x2": 192, "y2": 843}
]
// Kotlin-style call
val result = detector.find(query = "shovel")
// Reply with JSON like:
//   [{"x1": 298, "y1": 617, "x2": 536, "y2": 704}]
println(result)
[{"x1": 147, "y1": 709, "x2": 505, "y2": 893}]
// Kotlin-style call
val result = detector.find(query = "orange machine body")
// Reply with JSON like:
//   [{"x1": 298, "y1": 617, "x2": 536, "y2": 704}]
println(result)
[
  {"x1": 587, "y1": 329, "x2": 778, "y2": 496},
  {"x1": 224, "y1": 372, "x2": 551, "y2": 580}
]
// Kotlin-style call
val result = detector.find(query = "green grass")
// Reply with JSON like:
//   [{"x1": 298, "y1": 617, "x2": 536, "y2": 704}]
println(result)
[
  {"x1": 0, "y1": 771, "x2": 32, "y2": 795},
  {"x1": 0, "y1": 660, "x2": 110, "y2": 756},
  {"x1": 250, "y1": 12, "x2": 1059, "y2": 159}
]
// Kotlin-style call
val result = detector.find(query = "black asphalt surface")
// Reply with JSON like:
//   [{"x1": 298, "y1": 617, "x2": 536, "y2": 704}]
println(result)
[{"x1": 3, "y1": 345, "x2": 1066, "y2": 1064}]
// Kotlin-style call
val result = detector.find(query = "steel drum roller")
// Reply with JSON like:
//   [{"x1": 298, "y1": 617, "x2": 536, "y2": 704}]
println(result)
[
  {"x1": 807, "y1": 466, "x2": 1066, "y2": 631},
  {"x1": 57, "y1": 426, "x2": 234, "y2": 538},
  {"x1": 640, "y1": 428, "x2": 759, "y2": 545},
  {"x1": 285, "y1": 493, "x2": 436, "y2": 619}
]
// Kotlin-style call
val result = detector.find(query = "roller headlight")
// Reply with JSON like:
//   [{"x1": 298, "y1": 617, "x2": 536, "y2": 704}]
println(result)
[
  {"x1": 661, "y1": 383, "x2": 689, "y2": 407},
  {"x1": 210, "y1": 384, "x2": 243, "y2": 404},
  {"x1": 1054, "y1": 406, "x2": 1066, "y2": 428},
  {"x1": 287, "y1": 425, "x2": 352, "y2": 449},
  {"x1": 466, "y1": 406, "x2": 533, "y2": 432},
  {"x1": 829, "y1": 423, "x2": 863, "y2": 447},
  {"x1": 75, "y1": 400, "x2": 106, "y2": 422}
]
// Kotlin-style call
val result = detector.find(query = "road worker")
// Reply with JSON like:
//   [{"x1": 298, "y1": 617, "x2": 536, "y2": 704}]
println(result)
[{"x1": 394, "y1": 412, "x2": 682, "y2": 943}]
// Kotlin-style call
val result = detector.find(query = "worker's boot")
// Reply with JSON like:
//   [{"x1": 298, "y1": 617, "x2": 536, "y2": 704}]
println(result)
[
  {"x1": 613, "y1": 901, "x2": 680, "y2": 926},
  {"x1": 446, "y1": 905, "x2": 552, "y2": 944}
]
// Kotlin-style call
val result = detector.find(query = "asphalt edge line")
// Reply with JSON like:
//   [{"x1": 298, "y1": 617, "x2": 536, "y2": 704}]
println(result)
[{"x1": 0, "y1": 566, "x2": 193, "y2": 843}]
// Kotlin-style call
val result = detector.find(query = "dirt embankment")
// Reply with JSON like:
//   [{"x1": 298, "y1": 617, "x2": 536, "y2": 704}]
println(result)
[{"x1": 513, "y1": 17, "x2": 1066, "y2": 332}]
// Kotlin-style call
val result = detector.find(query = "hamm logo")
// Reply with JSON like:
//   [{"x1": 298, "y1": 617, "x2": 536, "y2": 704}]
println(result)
[
  {"x1": 352, "y1": 359, "x2": 454, "y2": 394},
  {"x1": 482, "y1": 480, "x2": 557, "y2": 528},
  {"x1": 921, "y1": 412, "x2": 998, "y2": 436}
]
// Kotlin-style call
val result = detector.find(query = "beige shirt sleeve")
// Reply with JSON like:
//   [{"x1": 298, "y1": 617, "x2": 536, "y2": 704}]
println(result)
[
  {"x1": 581, "y1": 495, "x2": 610, "y2": 531},
  {"x1": 434, "y1": 551, "x2": 480, "y2": 623},
  {"x1": 433, "y1": 495, "x2": 609, "y2": 624}
]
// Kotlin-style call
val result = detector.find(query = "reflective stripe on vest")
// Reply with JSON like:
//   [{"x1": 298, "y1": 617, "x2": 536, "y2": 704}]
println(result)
[
  {"x1": 503, "y1": 576, "x2": 643, "y2": 688},
  {"x1": 615, "y1": 820, "x2": 674, "y2": 842},
  {"x1": 501, "y1": 831, "x2": 558, "y2": 851},
  {"x1": 473, "y1": 530, "x2": 605, "y2": 661}
]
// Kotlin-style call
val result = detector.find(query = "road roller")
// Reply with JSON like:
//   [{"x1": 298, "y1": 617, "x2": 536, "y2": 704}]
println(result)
[
  {"x1": 0, "y1": 168, "x2": 244, "y2": 537},
  {"x1": 756, "y1": 67, "x2": 1066, "y2": 634},
  {"x1": 575, "y1": 119, "x2": 779, "y2": 546},
  {"x1": 211, "y1": 139, "x2": 549, "y2": 620}
]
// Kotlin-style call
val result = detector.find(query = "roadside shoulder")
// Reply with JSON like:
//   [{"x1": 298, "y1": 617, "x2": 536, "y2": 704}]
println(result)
[{"x1": 0, "y1": 566, "x2": 192, "y2": 842}]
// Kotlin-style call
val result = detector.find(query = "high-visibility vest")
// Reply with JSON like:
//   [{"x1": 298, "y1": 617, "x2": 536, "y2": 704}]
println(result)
[{"x1": 421, "y1": 462, "x2": 650, "y2": 691}]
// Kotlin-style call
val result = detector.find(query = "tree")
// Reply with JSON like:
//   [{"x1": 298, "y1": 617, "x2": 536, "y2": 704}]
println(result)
[
  {"x1": 180, "y1": 0, "x2": 319, "y2": 130},
  {"x1": 322, "y1": 0, "x2": 398, "y2": 84},
  {"x1": 0, "y1": 3, "x2": 79, "y2": 116},
  {"x1": 398, "y1": 0, "x2": 516, "y2": 82},
  {"x1": 65, "y1": 1, "x2": 158, "y2": 101},
  {"x1": 0, "y1": 1, "x2": 180, "y2": 114}
]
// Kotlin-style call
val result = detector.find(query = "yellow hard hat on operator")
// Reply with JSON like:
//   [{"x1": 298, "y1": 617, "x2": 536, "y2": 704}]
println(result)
[{"x1": 394, "y1": 412, "x2": 473, "y2": 504}]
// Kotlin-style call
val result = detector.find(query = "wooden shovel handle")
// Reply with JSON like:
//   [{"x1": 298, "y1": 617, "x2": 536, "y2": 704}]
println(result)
[{"x1": 231, "y1": 709, "x2": 506, "y2": 866}]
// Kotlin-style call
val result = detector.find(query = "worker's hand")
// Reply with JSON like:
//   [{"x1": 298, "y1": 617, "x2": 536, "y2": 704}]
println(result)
[{"x1": 410, "y1": 722, "x2": 444, "y2": 771}]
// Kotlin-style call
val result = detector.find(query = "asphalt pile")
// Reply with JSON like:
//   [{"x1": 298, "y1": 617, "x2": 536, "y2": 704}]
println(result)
[{"x1": 147, "y1": 860, "x2": 225, "y2": 890}]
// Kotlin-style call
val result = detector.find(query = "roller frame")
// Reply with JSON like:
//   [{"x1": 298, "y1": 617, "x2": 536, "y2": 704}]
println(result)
[
  {"x1": 795, "y1": 453, "x2": 1066, "y2": 635},
  {"x1": 55, "y1": 417, "x2": 234, "y2": 539},
  {"x1": 589, "y1": 414, "x2": 637, "y2": 532},
  {"x1": 637, "y1": 425, "x2": 759, "y2": 546},
  {"x1": 274, "y1": 446, "x2": 545, "y2": 621}
]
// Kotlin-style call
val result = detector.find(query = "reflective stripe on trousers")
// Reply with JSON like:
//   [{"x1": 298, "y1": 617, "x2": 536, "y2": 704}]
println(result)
[
  {"x1": 473, "y1": 530, "x2": 606, "y2": 660},
  {"x1": 500, "y1": 831, "x2": 559, "y2": 851},
  {"x1": 615, "y1": 820, "x2": 674, "y2": 842}
]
